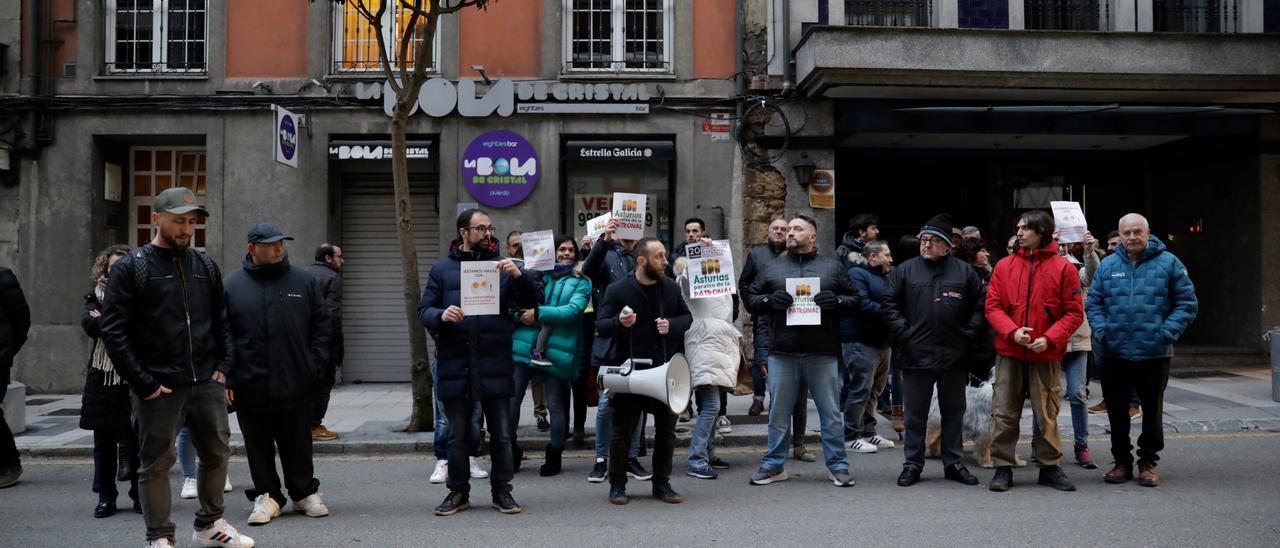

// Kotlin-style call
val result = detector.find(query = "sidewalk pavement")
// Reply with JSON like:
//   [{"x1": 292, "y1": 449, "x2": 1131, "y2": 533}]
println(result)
[{"x1": 16, "y1": 366, "x2": 1280, "y2": 458}]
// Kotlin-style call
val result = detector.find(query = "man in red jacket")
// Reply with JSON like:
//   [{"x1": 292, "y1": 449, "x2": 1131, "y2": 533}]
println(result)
[{"x1": 985, "y1": 210, "x2": 1083, "y2": 492}]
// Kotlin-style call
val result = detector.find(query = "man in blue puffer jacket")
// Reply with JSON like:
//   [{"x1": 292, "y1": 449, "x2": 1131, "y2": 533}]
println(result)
[
  {"x1": 839, "y1": 240, "x2": 896, "y2": 453},
  {"x1": 419, "y1": 209, "x2": 537, "y2": 516},
  {"x1": 1087, "y1": 213, "x2": 1197, "y2": 488}
]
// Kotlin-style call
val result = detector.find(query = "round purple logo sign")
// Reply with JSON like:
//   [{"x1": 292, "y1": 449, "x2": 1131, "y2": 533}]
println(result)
[
  {"x1": 278, "y1": 114, "x2": 297, "y2": 161},
  {"x1": 461, "y1": 129, "x2": 538, "y2": 208}
]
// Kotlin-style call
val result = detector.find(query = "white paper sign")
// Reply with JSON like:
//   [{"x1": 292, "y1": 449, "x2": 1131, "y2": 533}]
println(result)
[
  {"x1": 611, "y1": 192, "x2": 647, "y2": 240},
  {"x1": 521, "y1": 230, "x2": 555, "y2": 272},
  {"x1": 1051, "y1": 201, "x2": 1088, "y2": 244},
  {"x1": 785, "y1": 277, "x2": 822, "y2": 326},
  {"x1": 585, "y1": 212, "x2": 611, "y2": 240},
  {"x1": 686, "y1": 240, "x2": 736, "y2": 299},
  {"x1": 460, "y1": 261, "x2": 500, "y2": 316}
]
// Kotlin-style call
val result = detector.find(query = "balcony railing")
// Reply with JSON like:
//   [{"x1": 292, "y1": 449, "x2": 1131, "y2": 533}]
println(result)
[
  {"x1": 1153, "y1": 0, "x2": 1240, "y2": 32},
  {"x1": 846, "y1": 0, "x2": 932, "y2": 27},
  {"x1": 1025, "y1": 0, "x2": 1102, "y2": 31}
]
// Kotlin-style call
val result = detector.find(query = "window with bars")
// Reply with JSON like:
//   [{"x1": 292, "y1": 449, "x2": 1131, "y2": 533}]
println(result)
[
  {"x1": 129, "y1": 147, "x2": 209, "y2": 250},
  {"x1": 105, "y1": 0, "x2": 207, "y2": 74},
  {"x1": 1025, "y1": 0, "x2": 1102, "y2": 30},
  {"x1": 566, "y1": 0, "x2": 672, "y2": 72},
  {"x1": 846, "y1": 0, "x2": 932, "y2": 26},
  {"x1": 333, "y1": 1, "x2": 437, "y2": 73},
  {"x1": 1153, "y1": 0, "x2": 1240, "y2": 32}
]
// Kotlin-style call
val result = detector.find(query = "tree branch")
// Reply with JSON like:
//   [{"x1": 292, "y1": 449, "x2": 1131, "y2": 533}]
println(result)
[
  {"x1": 395, "y1": 0, "x2": 424, "y2": 86},
  {"x1": 349, "y1": 0, "x2": 401, "y2": 94}
]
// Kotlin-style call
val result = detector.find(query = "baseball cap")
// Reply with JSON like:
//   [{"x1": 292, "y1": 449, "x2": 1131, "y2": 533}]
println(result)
[
  {"x1": 152, "y1": 187, "x2": 209, "y2": 217},
  {"x1": 247, "y1": 222, "x2": 295, "y2": 244}
]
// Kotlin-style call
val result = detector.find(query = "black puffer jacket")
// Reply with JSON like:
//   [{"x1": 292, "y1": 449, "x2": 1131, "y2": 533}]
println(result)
[
  {"x1": 0, "y1": 266, "x2": 30, "y2": 373},
  {"x1": 79, "y1": 289, "x2": 132, "y2": 431},
  {"x1": 744, "y1": 250, "x2": 859, "y2": 357},
  {"x1": 100, "y1": 245, "x2": 234, "y2": 398},
  {"x1": 882, "y1": 254, "x2": 986, "y2": 371},
  {"x1": 224, "y1": 256, "x2": 330, "y2": 410}
]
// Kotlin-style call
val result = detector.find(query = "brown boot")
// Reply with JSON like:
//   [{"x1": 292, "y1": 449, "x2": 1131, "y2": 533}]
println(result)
[
  {"x1": 748, "y1": 400, "x2": 765, "y2": 416},
  {"x1": 1104, "y1": 463, "x2": 1133, "y2": 484},
  {"x1": 1137, "y1": 463, "x2": 1160, "y2": 487},
  {"x1": 891, "y1": 405, "x2": 905, "y2": 433}
]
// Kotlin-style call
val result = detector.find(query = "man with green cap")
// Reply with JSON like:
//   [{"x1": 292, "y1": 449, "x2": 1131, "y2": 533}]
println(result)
[{"x1": 100, "y1": 187, "x2": 254, "y2": 548}]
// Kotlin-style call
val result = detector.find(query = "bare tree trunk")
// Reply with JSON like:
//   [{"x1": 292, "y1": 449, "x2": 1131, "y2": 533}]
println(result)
[{"x1": 391, "y1": 103, "x2": 434, "y2": 432}]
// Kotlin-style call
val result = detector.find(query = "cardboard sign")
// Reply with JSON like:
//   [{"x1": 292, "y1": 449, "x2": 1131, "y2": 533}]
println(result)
[
  {"x1": 686, "y1": 240, "x2": 736, "y2": 299},
  {"x1": 785, "y1": 277, "x2": 822, "y2": 326},
  {"x1": 585, "y1": 212, "x2": 612, "y2": 240},
  {"x1": 1051, "y1": 201, "x2": 1087, "y2": 244},
  {"x1": 460, "y1": 261, "x2": 500, "y2": 316},
  {"x1": 611, "y1": 192, "x2": 647, "y2": 240},
  {"x1": 521, "y1": 230, "x2": 555, "y2": 272}
]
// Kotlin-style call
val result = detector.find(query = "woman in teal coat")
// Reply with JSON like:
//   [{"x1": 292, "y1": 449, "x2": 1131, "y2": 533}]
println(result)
[{"x1": 510, "y1": 235, "x2": 592, "y2": 476}]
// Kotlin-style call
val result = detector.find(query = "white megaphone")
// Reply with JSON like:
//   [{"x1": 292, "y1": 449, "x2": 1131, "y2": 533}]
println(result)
[{"x1": 599, "y1": 353, "x2": 692, "y2": 415}]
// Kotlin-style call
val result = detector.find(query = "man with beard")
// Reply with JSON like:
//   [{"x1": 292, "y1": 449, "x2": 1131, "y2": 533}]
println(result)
[
  {"x1": 224, "y1": 223, "x2": 331, "y2": 525},
  {"x1": 306, "y1": 243, "x2": 344, "y2": 442},
  {"x1": 745, "y1": 215, "x2": 859, "y2": 488},
  {"x1": 596, "y1": 237, "x2": 692, "y2": 505},
  {"x1": 419, "y1": 209, "x2": 537, "y2": 516},
  {"x1": 100, "y1": 187, "x2": 253, "y2": 547}
]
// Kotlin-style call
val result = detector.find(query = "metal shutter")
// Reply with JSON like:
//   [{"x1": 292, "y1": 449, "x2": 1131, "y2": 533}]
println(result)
[{"x1": 340, "y1": 176, "x2": 439, "y2": 382}]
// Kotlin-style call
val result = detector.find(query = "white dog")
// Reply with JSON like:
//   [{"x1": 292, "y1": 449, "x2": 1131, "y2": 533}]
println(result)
[{"x1": 924, "y1": 375, "x2": 1024, "y2": 469}]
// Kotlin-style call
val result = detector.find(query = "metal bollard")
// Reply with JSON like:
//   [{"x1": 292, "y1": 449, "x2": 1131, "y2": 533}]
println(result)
[{"x1": 1270, "y1": 330, "x2": 1280, "y2": 403}]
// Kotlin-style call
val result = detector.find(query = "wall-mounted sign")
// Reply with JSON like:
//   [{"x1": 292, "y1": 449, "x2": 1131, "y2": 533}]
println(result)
[
  {"x1": 461, "y1": 130, "x2": 538, "y2": 208},
  {"x1": 328, "y1": 140, "x2": 432, "y2": 160},
  {"x1": 358, "y1": 79, "x2": 652, "y2": 119},
  {"x1": 104, "y1": 162, "x2": 123, "y2": 203},
  {"x1": 808, "y1": 170, "x2": 835, "y2": 209},
  {"x1": 273, "y1": 105, "x2": 299, "y2": 168},
  {"x1": 565, "y1": 141, "x2": 674, "y2": 161}
]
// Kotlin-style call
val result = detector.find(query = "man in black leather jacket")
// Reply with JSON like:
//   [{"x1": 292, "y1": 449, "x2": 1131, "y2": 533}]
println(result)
[
  {"x1": 99, "y1": 187, "x2": 253, "y2": 548},
  {"x1": 224, "y1": 223, "x2": 331, "y2": 525},
  {"x1": 744, "y1": 215, "x2": 859, "y2": 488}
]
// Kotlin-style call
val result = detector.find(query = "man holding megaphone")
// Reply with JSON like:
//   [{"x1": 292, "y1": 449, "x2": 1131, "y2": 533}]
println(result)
[{"x1": 595, "y1": 237, "x2": 693, "y2": 506}]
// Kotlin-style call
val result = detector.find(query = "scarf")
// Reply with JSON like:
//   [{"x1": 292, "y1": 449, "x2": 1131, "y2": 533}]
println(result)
[{"x1": 90, "y1": 282, "x2": 124, "y2": 386}]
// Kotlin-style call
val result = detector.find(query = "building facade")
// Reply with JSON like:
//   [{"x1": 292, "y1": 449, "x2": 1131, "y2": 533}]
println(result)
[{"x1": 1, "y1": 0, "x2": 742, "y2": 391}]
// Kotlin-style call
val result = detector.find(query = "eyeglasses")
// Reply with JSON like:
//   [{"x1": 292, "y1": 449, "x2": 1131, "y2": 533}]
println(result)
[
  {"x1": 464, "y1": 225, "x2": 496, "y2": 234},
  {"x1": 919, "y1": 236, "x2": 944, "y2": 246}
]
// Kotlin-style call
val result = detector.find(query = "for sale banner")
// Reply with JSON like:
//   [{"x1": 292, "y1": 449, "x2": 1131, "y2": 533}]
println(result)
[
  {"x1": 686, "y1": 240, "x2": 736, "y2": 299},
  {"x1": 611, "y1": 192, "x2": 647, "y2": 240},
  {"x1": 460, "y1": 261, "x2": 500, "y2": 316},
  {"x1": 521, "y1": 230, "x2": 555, "y2": 271},
  {"x1": 785, "y1": 277, "x2": 821, "y2": 326}
]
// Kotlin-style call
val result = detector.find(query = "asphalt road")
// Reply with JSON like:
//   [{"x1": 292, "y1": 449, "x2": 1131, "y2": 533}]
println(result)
[{"x1": 3, "y1": 433, "x2": 1278, "y2": 547}]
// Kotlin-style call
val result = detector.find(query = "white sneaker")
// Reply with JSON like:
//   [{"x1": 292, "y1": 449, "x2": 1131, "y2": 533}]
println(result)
[
  {"x1": 145, "y1": 539, "x2": 175, "y2": 548},
  {"x1": 469, "y1": 456, "x2": 489, "y2": 479},
  {"x1": 293, "y1": 493, "x2": 329, "y2": 518},
  {"x1": 430, "y1": 460, "x2": 448, "y2": 484},
  {"x1": 848, "y1": 438, "x2": 879, "y2": 453},
  {"x1": 246, "y1": 494, "x2": 281, "y2": 526},
  {"x1": 180, "y1": 477, "x2": 198, "y2": 499},
  {"x1": 192, "y1": 518, "x2": 255, "y2": 547},
  {"x1": 224, "y1": 474, "x2": 233, "y2": 493},
  {"x1": 716, "y1": 416, "x2": 733, "y2": 434},
  {"x1": 866, "y1": 435, "x2": 896, "y2": 449}
]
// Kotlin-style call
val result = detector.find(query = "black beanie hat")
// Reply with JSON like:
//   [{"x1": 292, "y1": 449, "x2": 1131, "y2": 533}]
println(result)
[{"x1": 918, "y1": 214, "x2": 954, "y2": 248}]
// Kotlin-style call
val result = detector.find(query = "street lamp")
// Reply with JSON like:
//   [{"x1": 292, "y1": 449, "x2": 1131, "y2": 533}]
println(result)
[{"x1": 792, "y1": 152, "x2": 815, "y2": 189}]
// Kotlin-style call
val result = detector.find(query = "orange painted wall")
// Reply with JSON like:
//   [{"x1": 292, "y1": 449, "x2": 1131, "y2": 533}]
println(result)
[
  {"x1": 20, "y1": 0, "x2": 77, "y2": 78},
  {"x1": 226, "y1": 0, "x2": 309, "y2": 78},
  {"x1": 693, "y1": 0, "x2": 736, "y2": 79},
  {"x1": 458, "y1": 0, "x2": 541, "y2": 79}
]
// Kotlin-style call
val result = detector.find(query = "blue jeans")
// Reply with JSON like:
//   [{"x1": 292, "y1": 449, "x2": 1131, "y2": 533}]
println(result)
[
  {"x1": 687, "y1": 385, "x2": 721, "y2": 469},
  {"x1": 761, "y1": 354, "x2": 849, "y2": 472},
  {"x1": 510, "y1": 365, "x2": 570, "y2": 449},
  {"x1": 595, "y1": 388, "x2": 641, "y2": 460},
  {"x1": 432, "y1": 361, "x2": 481, "y2": 460},
  {"x1": 1063, "y1": 351, "x2": 1090, "y2": 447},
  {"x1": 176, "y1": 426, "x2": 196, "y2": 480},
  {"x1": 841, "y1": 343, "x2": 891, "y2": 440}
]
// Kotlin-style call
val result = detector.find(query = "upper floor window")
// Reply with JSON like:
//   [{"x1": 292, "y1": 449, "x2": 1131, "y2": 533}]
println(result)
[
  {"x1": 846, "y1": 0, "x2": 931, "y2": 27},
  {"x1": 333, "y1": 0, "x2": 438, "y2": 73},
  {"x1": 105, "y1": 0, "x2": 207, "y2": 74},
  {"x1": 565, "y1": 0, "x2": 673, "y2": 73}
]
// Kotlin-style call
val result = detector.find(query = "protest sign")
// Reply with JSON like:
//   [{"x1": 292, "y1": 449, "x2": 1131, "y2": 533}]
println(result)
[
  {"x1": 460, "y1": 261, "x2": 500, "y2": 316},
  {"x1": 785, "y1": 277, "x2": 821, "y2": 326}
]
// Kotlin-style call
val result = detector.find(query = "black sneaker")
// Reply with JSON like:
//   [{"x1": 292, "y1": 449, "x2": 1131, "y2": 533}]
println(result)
[
  {"x1": 434, "y1": 491, "x2": 470, "y2": 516},
  {"x1": 626, "y1": 458, "x2": 652, "y2": 481},
  {"x1": 1037, "y1": 466, "x2": 1077, "y2": 492},
  {"x1": 587, "y1": 459, "x2": 608, "y2": 483},
  {"x1": 608, "y1": 484, "x2": 629, "y2": 505},
  {"x1": 989, "y1": 466, "x2": 1013, "y2": 492},
  {"x1": 652, "y1": 483, "x2": 684, "y2": 504},
  {"x1": 945, "y1": 464, "x2": 980, "y2": 486},
  {"x1": 708, "y1": 457, "x2": 731, "y2": 470},
  {"x1": 491, "y1": 491, "x2": 522, "y2": 514}
]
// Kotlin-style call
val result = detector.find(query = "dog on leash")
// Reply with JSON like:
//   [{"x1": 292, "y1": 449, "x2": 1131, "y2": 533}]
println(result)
[{"x1": 924, "y1": 374, "x2": 1025, "y2": 469}]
